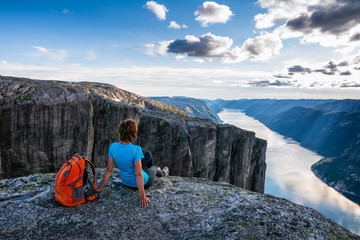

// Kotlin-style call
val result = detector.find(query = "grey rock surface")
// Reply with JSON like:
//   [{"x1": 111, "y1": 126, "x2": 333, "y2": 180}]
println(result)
[
  {"x1": 0, "y1": 76, "x2": 266, "y2": 193},
  {"x1": 0, "y1": 170, "x2": 358, "y2": 240}
]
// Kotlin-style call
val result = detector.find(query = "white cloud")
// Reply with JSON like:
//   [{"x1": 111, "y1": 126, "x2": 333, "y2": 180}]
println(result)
[
  {"x1": 193, "y1": 58, "x2": 205, "y2": 63},
  {"x1": 195, "y1": 1, "x2": 234, "y2": 27},
  {"x1": 33, "y1": 46, "x2": 48, "y2": 53},
  {"x1": 255, "y1": 0, "x2": 360, "y2": 52},
  {"x1": 31, "y1": 46, "x2": 68, "y2": 61},
  {"x1": 254, "y1": 0, "x2": 327, "y2": 29},
  {"x1": 240, "y1": 31, "x2": 283, "y2": 61},
  {"x1": 85, "y1": 50, "x2": 97, "y2": 60},
  {"x1": 1, "y1": 61, "x2": 360, "y2": 99},
  {"x1": 61, "y1": 9, "x2": 73, "y2": 14},
  {"x1": 175, "y1": 55, "x2": 186, "y2": 60},
  {"x1": 168, "y1": 21, "x2": 188, "y2": 29},
  {"x1": 165, "y1": 32, "x2": 282, "y2": 63},
  {"x1": 112, "y1": 44, "x2": 119, "y2": 47},
  {"x1": 144, "y1": 1, "x2": 168, "y2": 20},
  {"x1": 145, "y1": 41, "x2": 172, "y2": 56}
]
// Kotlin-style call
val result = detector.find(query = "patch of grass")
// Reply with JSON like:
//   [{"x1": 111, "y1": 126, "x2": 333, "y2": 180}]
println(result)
[
  {"x1": 313, "y1": 157, "x2": 335, "y2": 166},
  {"x1": 14, "y1": 94, "x2": 32, "y2": 101}
]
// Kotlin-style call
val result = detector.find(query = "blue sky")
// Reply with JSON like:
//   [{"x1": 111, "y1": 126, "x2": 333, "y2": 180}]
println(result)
[{"x1": 1, "y1": 0, "x2": 360, "y2": 99}]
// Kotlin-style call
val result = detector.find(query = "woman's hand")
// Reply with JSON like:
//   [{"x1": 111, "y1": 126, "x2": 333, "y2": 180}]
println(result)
[
  {"x1": 96, "y1": 157, "x2": 114, "y2": 193},
  {"x1": 140, "y1": 195, "x2": 150, "y2": 208}
]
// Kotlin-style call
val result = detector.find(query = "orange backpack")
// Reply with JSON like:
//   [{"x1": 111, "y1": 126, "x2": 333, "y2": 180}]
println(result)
[{"x1": 55, "y1": 153, "x2": 99, "y2": 207}]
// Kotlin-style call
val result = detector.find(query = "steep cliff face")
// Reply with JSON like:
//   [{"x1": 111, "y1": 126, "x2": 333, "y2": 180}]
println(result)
[
  {"x1": 212, "y1": 99, "x2": 333, "y2": 119},
  {"x1": 267, "y1": 107, "x2": 360, "y2": 157},
  {"x1": 312, "y1": 138, "x2": 360, "y2": 204},
  {"x1": 1, "y1": 171, "x2": 358, "y2": 239},
  {"x1": 0, "y1": 76, "x2": 266, "y2": 193}
]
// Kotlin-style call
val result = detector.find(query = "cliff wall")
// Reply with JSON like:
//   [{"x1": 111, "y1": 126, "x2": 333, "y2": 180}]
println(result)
[{"x1": 0, "y1": 76, "x2": 266, "y2": 193}]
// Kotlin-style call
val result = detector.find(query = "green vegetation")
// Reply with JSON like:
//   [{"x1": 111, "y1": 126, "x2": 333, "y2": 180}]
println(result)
[
  {"x1": 160, "y1": 121, "x2": 169, "y2": 128},
  {"x1": 14, "y1": 94, "x2": 32, "y2": 101},
  {"x1": 313, "y1": 157, "x2": 335, "y2": 166}
]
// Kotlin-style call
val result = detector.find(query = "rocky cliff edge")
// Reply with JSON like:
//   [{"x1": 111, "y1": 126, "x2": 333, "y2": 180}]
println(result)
[{"x1": 0, "y1": 170, "x2": 358, "y2": 240}]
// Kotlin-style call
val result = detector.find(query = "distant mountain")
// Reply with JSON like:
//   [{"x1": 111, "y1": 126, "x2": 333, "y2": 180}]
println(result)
[
  {"x1": 266, "y1": 107, "x2": 360, "y2": 157},
  {"x1": 150, "y1": 96, "x2": 223, "y2": 124},
  {"x1": 212, "y1": 99, "x2": 333, "y2": 120},
  {"x1": 316, "y1": 99, "x2": 360, "y2": 112},
  {"x1": 212, "y1": 99, "x2": 360, "y2": 205}
]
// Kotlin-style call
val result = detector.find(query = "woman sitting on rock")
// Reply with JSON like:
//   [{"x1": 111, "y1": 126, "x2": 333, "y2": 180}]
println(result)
[{"x1": 96, "y1": 118, "x2": 169, "y2": 208}]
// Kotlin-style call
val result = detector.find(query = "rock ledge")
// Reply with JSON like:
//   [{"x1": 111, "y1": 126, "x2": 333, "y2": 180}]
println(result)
[{"x1": 0, "y1": 170, "x2": 358, "y2": 240}]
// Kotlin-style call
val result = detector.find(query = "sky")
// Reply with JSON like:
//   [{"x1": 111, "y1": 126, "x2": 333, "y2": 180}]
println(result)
[{"x1": 1, "y1": 0, "x2": 360, "y2": 99}]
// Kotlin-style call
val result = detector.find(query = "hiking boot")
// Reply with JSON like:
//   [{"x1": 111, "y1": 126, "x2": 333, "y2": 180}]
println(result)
[
  {"x1": 156, "y1": 167, "x2": 163, "y2": 177},
  {"x1": 162, "y1": 167, "x2": 169, "y2": 178}
]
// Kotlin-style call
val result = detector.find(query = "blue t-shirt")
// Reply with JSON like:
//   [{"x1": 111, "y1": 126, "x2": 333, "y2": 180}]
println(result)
[{"x1": 108, "y1": 143, "x2": 149, "y2": 188}]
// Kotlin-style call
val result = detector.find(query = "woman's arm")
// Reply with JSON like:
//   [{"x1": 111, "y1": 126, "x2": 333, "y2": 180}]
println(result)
[
  {"x1": 96, "y1": 157, "x2": 114, "y2": 192},
  {"x1": 135, "y1": 160, "x2": 150, "y2": 208}
]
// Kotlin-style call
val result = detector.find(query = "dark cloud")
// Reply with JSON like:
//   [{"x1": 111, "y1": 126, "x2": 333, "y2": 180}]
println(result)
[
  {"x1": 340, "y1": 83, "x2": 360, "y2": 88},
  {"x1": 286, "y1": 16, "x2": 312, "y2": 33},
  {"x1": 273, "y1": 74, "x2": 292, "y2": 79},
  {"x1": 270, "y1": 80, "x2": 293, "y2": 86},
  {"x1": 350, "y1": 33, "x2": 360, "y2": 41},
  {"x1": 326, "y1": 61, "x2": 337, "y2": 69},
  {"x1": 248, "y1": 80, "x2": 270, "y2": 87},
  {"x1": 286, "y1": 0, "x2": 360, "y2": 35},
  {"x1": 248, "y1": 80, "x2": 293, "y2": 87},
  {"x1": 337, "y1": 61, "x2": 349, "y2": 67},
  {"x1": 243, "y1": 43, "x2": 260, "y2": 56},
  {"x1": 167, "y1": 33, "x2": 233, "y2": 58},
  {"x1": 321, "y1": 61, "x2": 350, "y2": 75},
  {"x1": 287, "y1": 61, "x2": 352, "y2": 76},
  {"x1": 314, "y1": 69, "x2": 336, "y2": 75},
  {"x1": 340, "y1": 71, "x2": 352, "y2": 75},
  {"x1": 355, "y1": 67, "x2": 360, "y2": 70},
  {"x1": 354, "y1": 56, "x2": 360, "y2": 64},
  {"x1": 167, "y1": 32, "x2": 282, "y2": 62},
  {"x1": 288, "y1": 65, "x2": 312, "y2": 74},
  {"x1": 324, "y1": 61, "x2": 349, "y2": 70}
]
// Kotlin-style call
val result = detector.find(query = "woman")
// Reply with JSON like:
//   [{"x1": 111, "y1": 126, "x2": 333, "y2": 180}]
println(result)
[{"x1": 96, "y1": 119, "x2": 168, "y2": 208}]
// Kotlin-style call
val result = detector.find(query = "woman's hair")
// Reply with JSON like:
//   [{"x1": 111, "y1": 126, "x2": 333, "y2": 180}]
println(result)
[{"x1": 118, "y1": 119, "x2": 138, "y2": 143}]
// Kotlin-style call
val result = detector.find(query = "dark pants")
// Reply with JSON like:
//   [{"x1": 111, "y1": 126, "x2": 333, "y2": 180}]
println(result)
[{"x1": 141, "y1": 151, "x2": 163, "y2": 189}]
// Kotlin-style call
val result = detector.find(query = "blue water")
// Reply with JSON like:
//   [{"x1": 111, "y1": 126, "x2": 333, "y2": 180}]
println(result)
[{"x1": 219, "y1": 109, "x2": 360, "y2": 235}]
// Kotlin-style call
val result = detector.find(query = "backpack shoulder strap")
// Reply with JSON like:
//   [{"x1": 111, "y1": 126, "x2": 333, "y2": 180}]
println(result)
[{"x1": 84, "y1": 159, "x2": 97, "y2": 189}]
